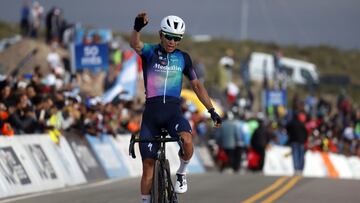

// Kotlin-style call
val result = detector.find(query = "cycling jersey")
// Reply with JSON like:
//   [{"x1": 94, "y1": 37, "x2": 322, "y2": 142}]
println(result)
[
  {"x1": 139, "y1": 43, "x2": 196, "y2": 159},
  {"x1": 140, "y1": 43, "x2": 197, "y2": 103}
]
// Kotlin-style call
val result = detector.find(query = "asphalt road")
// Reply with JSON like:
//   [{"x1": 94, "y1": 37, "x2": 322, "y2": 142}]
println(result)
[{"x1": 2, "y1": 172, "x2": 360, "y2": 203}]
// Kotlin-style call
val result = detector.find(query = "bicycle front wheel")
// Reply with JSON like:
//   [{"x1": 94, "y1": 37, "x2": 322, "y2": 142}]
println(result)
[
  {"x1": 164, "y1": 159, "x2": 178, "y2": 203},
  {"x1": 151, "y1": 160, "x2": 165, "y2": 203}
]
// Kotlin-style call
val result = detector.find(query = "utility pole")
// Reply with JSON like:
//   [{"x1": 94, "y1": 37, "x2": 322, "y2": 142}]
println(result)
[{"x1": 240, "y1": 0, "x2": 249, "y2": 41}]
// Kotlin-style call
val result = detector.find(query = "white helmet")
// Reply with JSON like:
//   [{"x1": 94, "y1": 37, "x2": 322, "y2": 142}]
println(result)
[{"x1": 160, "y1": 15, "x2": 185, "y2": 35}]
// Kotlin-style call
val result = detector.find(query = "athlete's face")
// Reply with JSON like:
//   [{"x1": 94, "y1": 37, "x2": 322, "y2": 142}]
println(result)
[{"x1": 159, "y1": 31, "x2": 182, "y2": 53}]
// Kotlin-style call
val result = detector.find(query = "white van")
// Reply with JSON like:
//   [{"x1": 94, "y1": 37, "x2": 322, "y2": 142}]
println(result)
[{"x1": 247, "y1": 52, "x2": 319, "y2": 85}]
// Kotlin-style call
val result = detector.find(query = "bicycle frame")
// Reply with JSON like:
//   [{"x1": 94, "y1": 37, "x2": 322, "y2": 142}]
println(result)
[{"x1": 129, "y1": 130, "x2": 185, "y2": 203}]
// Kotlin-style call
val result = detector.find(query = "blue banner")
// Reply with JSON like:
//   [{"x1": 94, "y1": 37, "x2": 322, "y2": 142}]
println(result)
[
  {"x1": 75, "y1": 43, "x2": 109, "y2": 72},
  {"x1": 263, "y1": 89, "x2": 287, "y2": 107},
  {"x1": 187, "y1": 149, "x2": 206, "y2": 174},
  {"x1": 85, "y1": 134, "x2": 130, "y2": 179}
]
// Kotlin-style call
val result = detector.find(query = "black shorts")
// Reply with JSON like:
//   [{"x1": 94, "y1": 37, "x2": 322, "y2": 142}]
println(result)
[{"x1": 139, "y1": 97, "x2": 192, "y2": 160}]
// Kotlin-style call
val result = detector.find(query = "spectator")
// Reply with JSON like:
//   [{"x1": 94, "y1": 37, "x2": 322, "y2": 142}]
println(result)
[
  {"x1": 47, "y1": 41, "x2": 64, "y2": 73},
  {"x1": 0, "y1": 102, "x2": 14, "y2": 136},
  {"x1": 226, "y1": 81, "x2": 239, "y2": 106},
  {"x1": 30, "y1": 1, "x2": 44, "y2": 38},
  {"x1": 286, "y1": 112, "x2": 308, "y2": 175},
  {"x1": 342, "y1": 122, "x2": 355, "y2": 156},
  {"x1": 250, "y1": 119, "x2": 273, "y2": 171},
  {"x1": 45, "y1": 7, "x2": 66, "y2": 43},
  {"x1": 219, "y1": 48, "x2": 235, "y2": 82},
  {"x1": 215, "y1": 112, "x2": 240, "y2": 173},
  {"x1": 233, "y1": 112, "x2": 249, "y2": 171},
  {"x1": 354, "y1": 110, "x2": 360, "y2": 140},
  {"x1": 20, "y1": 0, "x2": 31, "y2": 36},
  {"x1": 8, "y1": 94, "x2": 38, "y2": 134},
  {"x1": 0, "y1": 83, "x2": 13, "y2": 108}
]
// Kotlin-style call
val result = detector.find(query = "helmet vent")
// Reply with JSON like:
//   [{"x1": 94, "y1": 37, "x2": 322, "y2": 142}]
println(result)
[
  {"x1": 174, "y1": 22, "x2": 179, "y2": 29},
  {"x1": 167, "y1": 19, "x2": 171, "y2": 27}
]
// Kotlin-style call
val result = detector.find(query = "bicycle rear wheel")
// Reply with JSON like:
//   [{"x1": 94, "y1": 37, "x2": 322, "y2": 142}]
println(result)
[{"x1": 151, "y1": 160, "x2": 165, "y2": 203}]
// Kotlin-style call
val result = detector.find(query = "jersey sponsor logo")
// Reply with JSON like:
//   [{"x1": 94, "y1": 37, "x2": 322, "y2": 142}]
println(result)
[
  {"x1": 148, "y1": 143, "x2": 153, "y2": 152},
  {"x1": 169, "y1": 55, "x2": 179, "y2": 63},
  {"x1": 153, "y1": 63, "x2": 182, "y2": 72}
]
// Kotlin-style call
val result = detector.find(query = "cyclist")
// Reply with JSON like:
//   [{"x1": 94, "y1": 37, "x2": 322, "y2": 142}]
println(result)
[{"x1": 130, "y1": 12, "x2": 222, "y2": 203}]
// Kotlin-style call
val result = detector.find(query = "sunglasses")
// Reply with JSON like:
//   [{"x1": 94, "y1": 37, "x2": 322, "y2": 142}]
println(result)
[{"x1": 162, "y1": 32, "x2": 182, "y2": 42}]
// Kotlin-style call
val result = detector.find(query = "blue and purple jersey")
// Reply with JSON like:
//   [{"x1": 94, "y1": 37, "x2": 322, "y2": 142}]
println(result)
[{"x1": 140, "y1": 43, "x2": 197, "y2": 103}]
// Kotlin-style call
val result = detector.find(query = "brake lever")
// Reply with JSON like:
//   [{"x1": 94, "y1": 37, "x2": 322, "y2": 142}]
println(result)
[{"x1": 129, "y1": 134, "x2": 136, "y2": 159}]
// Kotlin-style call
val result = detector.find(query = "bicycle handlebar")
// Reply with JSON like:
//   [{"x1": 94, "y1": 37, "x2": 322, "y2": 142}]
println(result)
[{"x1": 129, "y1": 134, "x2": 185, "y2": 159}]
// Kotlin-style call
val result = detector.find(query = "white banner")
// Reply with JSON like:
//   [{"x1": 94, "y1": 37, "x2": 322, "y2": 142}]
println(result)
[
  {"x1": 348, "y1": 157, "x2": 360, "y2": 179},
  {"x1": 46, "y1": 136, "x2": 87, "y2": 185},
  {"x1": 16, "y1": 136, "x2": 67, "y2": 190},
  {"x1": 111, "y1": 135, "x2": 142, "y2": 177},
  {"x1": 264, "y1": 146, "x2": 294, "y2": 176},
  {"x1": 303, "y1": 151, "x2": 327, "y2": 178},
  {"x1": 0, "y1": 137, "x2": 44, "y2": 197},
  {"x1": 328, "y1": 153, "x2": 352, "y2": 179},
  {"x1": 0, "y1": 135, "x2": 88, "y2": 199}
]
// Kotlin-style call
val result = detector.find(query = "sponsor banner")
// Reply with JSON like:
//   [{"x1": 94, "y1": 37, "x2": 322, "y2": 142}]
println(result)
[
  {"x1": 0, "y1": 137, "x2": 43, "y2": 197},
  {"x1": 166, "y1": 142, "x2": 205, "y2": 174},
  {"x1": 303, "y1": 151, "x2": 327, "y2": 178},
  {"x1": 328, "y1": 153, "x2": 352, "y2": 179},
  {"x1": 86, "y1": 134, "x2": 130, "y2": 179},
  {"x1": 45, "y1": 136, "x2": 87, "y2": 185},
  {"x1": 111, "y1": 135, "x2": 142, "y2": 177},
  {"x1": 263, "y1": 89, "x2": 287, "y2": 107},
  {"x1": 196, "y1": 145, "x2": 216, "y2": 169},
  {"x1": 64, "y1": 132, "x2": 107, "y2": 181},
  {"x1": 16, "y1": 136, "x2": 67, "y2": 189},
  {"x1": 187, "y1": 148, "x2": 206, "y2": 173},
  {"x1": 348, "y1": 157, "x2": 360, "y2": 179},
  {"x1": 74, "y1": 43, "x2": 109, "y2": 72},
  {"x1": 264, "y1": 148, "x2": 360, "y2": 179},
  {"x1": 264, "y1": 146, "x2": 294, "y2": 176}
]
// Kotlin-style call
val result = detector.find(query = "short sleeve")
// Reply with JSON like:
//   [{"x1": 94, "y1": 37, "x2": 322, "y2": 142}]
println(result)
[
  {"x1": 141, "y1": 43, "x2": 153, "y2": 58},
  {"x1": 183, "y1": 52, "x2": 198, "y2": 81}
]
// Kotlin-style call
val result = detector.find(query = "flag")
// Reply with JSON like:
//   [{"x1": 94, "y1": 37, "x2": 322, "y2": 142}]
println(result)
[{"x1": 102, "y1": 51, "x2": 138, "y2": 103}]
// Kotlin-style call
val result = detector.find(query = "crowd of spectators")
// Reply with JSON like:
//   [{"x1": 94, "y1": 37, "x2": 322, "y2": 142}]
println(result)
[
  {"x1": 0, "y1": 66, "x2": 144, "y2": 142},
  {"x1": 20, "y1": 1, "x2": 69, "y2": 45},
  {"x1": 207, "y1": 50, "x2": 360, "y2": 173},
  {"x1": 209, "y1": 88, "x2": 360, "y2": 173}
]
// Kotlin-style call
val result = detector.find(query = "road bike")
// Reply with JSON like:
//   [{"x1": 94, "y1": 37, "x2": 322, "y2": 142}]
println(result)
[{"x1": 129, "y1": 129, "x2": 185, "y2": 203}]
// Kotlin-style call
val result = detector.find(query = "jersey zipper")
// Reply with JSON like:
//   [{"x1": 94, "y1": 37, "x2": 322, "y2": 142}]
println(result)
[{"x1": 163, "y1": 53, "x2": 170, "y2": 104}]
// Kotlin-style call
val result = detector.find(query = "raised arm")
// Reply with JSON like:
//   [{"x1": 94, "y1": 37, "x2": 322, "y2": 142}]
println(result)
[{"x1": 130, "y1": 12, "x2": 149, "y2": 54}]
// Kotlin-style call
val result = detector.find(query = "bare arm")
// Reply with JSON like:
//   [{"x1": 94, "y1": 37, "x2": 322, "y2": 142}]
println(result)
[
  {"x1": 130, "y1": 30, "x2": 144, "y2": 54},
  {"x1": 190, "y1": 79, "x2": 221, "y2": 127},
  {"x1": 130, "y1": 12, "x2": 148, "y2": 54},
  {"x1": 190, "y1": 79, "x2": 213, "y2": 110}
]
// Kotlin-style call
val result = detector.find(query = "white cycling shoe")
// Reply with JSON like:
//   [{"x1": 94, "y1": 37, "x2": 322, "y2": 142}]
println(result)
[{"x1": 175, "y1": 173, "x2": 187, "y2": 194}]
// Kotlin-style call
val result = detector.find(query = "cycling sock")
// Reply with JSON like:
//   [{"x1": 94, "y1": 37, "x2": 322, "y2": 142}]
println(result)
[
  {"x1": 141, "y1": 194, "x2": 151, "y2": 203},
  {"x1": 177, "y1": 158, "x2": 189, "y2": 175}
]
